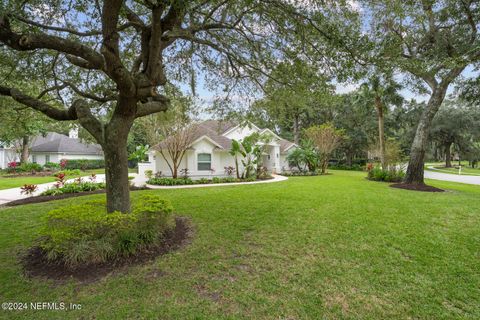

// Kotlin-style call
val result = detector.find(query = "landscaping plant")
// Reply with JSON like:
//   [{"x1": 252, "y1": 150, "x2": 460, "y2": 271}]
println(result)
[{"x1": 38, "y1": 195, "x2": 174, "y2": 266}]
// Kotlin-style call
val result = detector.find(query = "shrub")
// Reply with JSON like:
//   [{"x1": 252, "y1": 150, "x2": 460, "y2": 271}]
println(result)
[
  {"x1": 44, "y1": 162, "x2": 60, "y2": 170},
  {"x1": 367, "y1": 166, "x2": 405, "y2": 182},
  {"x1": 7, "y1": 161, "x2": 19, "y2": 173},
  {"x1": 54, "y1": 169, "x2": 81, "y2": 177},
  {"x1": 147, "y1": 177, "x2": 194, "y2": 186},
  {"x1": 38, "y1": 195, "x2": 174, "y2": 266},
  {"x1": 62, "y1": 159, "x2": 105, "y2": 170},
  {"x1": 18, "y1": 162, "x2": 43, "y2": 173},
  {"x1": 145, "y1": 170, "x2": 153, "y2": 179}
]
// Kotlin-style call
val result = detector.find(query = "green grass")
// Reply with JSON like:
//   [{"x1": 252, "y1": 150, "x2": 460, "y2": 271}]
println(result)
[
  {"x1": 0, "y1": 169, "x2": 109, "y2": 190},
  {"x1": 1, "y1": 171, "x2": 480, "y2": 319}
]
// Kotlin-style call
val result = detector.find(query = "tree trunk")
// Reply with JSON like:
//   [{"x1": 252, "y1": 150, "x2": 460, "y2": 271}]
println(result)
[
  {"x1": 103, "y1": 116, "x2": 134, "y2": 213},
  {"x1": 293, "y1": 114, "x2": 300, "y2": 145},
  {"x1": 374, "y1": 96, "x2": 386, "y2": 170},
  {"x1": 346, "y1": 150, "x2": 353, "y2": 167},
  {"x1": 445, "y1": 142, "x2": 452, "y2": 168},
  {"x1": 172, "y1": 165, "x2": 178, "y2": 178},
  {"x1": 20, "y1": 135, "x2": 29, "y2": 163},
  {"x1": 404, "y1": 87, "x2": 448, "y2": 184},
  {"x1": 235, "y1": 157, "x2": 240, "y2": 179}
]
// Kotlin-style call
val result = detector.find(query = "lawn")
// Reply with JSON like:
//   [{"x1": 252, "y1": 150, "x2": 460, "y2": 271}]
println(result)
[{"x1": 1, "y1": 171, "x2": 480, "y2": 319}]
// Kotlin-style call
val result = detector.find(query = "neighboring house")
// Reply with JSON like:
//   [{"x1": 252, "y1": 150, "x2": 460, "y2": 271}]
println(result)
[
  {"x1": 0, "y1": 143, "x2": 18, "y2": 169},
  {"x1": 139, "y1": 120, "x2": 296, "y2": 178},
  {"x1": 28, "y1": 132, "x2": 103, "y2": 166}
]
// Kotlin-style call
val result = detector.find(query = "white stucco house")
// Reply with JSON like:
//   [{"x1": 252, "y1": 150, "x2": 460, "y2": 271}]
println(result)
[
  {"x1": 0, "y1": 131, "x2": 103, "y2": 169},
  {"x1": 139, "y1": 120, "x2": 297, "y2": 178}
]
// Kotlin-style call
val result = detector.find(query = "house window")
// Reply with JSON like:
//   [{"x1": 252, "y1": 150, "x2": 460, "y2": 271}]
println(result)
[
  {"x1": 197, "y1": 153, "x2": 211, "y2": 170},
  {"x1": 32, "y1": 155, "x2": 37, "y2": 163},
  {"x1": 45, "y1": 155, "x2": 50, "y2": 163}
]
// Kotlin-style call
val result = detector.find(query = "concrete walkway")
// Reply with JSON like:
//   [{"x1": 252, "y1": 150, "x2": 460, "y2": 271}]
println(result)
[{"x1": 425, "y1": 167, "x2": 480, "y2": 185}]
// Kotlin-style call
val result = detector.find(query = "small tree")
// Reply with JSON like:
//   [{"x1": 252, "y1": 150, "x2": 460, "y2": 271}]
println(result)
[
  {"x1": 305, "y1": 123, "x2": 344, "y2": 174},
  {"x1": 158, "y1": 124, "x2": 198, "y2": 179}
]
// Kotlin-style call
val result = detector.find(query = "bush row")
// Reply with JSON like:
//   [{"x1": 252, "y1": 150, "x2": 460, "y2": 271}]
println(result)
[
  {"x1": 39, "y1": 195, "x2": 174, "y2": 266},
  {"x1": 147, "y1": 176, "x2": 257, "y2": 186},
  {"x1": 62, "y1": 159, "x2": 105, "y2": 170},
  {"x1": 41, "y1": 181, "x2": 106, "y2": 196},
  {"x1": 5, "y1": 159, "x2": 104, "y2": 174}
]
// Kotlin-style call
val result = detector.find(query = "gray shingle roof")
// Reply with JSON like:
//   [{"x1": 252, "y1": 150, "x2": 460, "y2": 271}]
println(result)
[{"x1": 30, "y1": 132, "x2": 103, "y2": 155}]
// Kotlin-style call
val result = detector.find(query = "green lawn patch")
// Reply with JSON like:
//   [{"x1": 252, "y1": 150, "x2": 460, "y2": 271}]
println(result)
[{"x1": 1, "y1": 171, "x2": 480, "y2": 319}]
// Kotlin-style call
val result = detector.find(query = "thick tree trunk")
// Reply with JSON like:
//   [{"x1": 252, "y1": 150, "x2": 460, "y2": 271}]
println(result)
[
  {"x1": 172, "y1": 165, "x2": 178, "y2": 178},
  {"x1": 374, "y1": 96, "x2": 386, "y2": 170},
  {"x1": 103, "y1": 137, "x2": 130, "y2": 213},
  {"x1": 404, "y1": 87, "x2": 448, "y2": 184},
  {"x1": 102, "y1": 107, "x2": 135, "y2": 213},
  {"x1": 445, "y1": 142, "x2": 452, "y2": 168},
  {"x1": 20, "y1": 135, "x2": 29, "y2": 163}
]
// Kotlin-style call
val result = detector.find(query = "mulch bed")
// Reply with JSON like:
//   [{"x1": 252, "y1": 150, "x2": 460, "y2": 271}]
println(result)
[
  {"x1": 3, "y1": 186, "x2": 149, "y2": 207},
  {"x1": 21, "y1": 216, "x2": 193, "y2": 284},
  {"x1": 390, "y1": 183, "x2": 445, "y2": 192}
]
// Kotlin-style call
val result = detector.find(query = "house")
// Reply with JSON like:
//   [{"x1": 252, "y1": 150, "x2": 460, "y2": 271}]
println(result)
[
  {"x1": 139, "y1": 120, "x2": 296, "y2": 178},
  {"x1": 0, "y1": 131, "x2": 103, "y2": 169},
  {"x1": 28, "y1": 132, "x2": 103, "y2": 166}
]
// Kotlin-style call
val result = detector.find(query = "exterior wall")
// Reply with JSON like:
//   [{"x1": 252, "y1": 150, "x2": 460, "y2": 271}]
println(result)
[
  {"x1": 152, "y1": 139, "x2": 247, "y2": 178},
  {"x1": 29, "y1": 153, "x2": 103, "y2": 166}
]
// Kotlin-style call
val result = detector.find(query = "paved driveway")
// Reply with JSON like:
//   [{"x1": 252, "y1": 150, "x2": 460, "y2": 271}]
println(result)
[{"x1": 425, "y1": 169, "x2": 480, "y2": 185}]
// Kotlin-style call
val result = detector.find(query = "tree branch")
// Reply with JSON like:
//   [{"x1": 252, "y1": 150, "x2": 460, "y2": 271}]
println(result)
[
  {"x1": 0, "y1": 15, "x2": 105, "y2": 69},
  {"x1": 0, "y1": 85, "x2": 77, "y2": 120},
  {"x1": 135, "y1": 95, "x2": 170, "y2": 118}
]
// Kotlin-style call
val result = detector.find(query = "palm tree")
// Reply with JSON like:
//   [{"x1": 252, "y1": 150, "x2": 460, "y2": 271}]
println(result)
[{"x1": 357, "y1": 75, "x2": 403, "y2": 170}]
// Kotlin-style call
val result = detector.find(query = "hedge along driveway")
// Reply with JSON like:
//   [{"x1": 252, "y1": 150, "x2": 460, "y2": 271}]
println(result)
[{"x1": 1, "y1": 171, "x2": 480, "y2": 319}]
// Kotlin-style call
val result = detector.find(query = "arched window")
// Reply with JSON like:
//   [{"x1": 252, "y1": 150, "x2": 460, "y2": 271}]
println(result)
[{"x1": 197, "y1": 153, "x2": 211, "y2": 170}]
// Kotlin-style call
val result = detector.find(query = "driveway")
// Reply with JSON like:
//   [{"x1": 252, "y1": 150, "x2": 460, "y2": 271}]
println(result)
[{"x1": 425, "y1": 169, "x2": 480, "y2": 185}]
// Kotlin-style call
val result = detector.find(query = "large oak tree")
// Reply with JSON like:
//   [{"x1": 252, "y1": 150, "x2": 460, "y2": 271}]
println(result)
[
  {"x1": 364, "y1": 0, "x2": 480, "y2": 184},
  {"x1": 0, "y1": 0, "x2": 334, "y2": 212}
]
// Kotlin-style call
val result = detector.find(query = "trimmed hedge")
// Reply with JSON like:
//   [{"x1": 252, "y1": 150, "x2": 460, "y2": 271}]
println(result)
[
  {"x1": 63, "y1": 159, "x2": 105, "y2": 170},
  {"x1": 147, "y1": 176, "x2": 257, "y2": 186},
  {"x1": 39, "y1": 195, "x2": 174, "y2": 266}
]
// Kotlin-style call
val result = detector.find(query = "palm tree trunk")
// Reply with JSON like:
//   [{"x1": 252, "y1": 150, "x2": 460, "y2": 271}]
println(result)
[{"x1": 375, "y1": 96, "x2": 386, "y2": 170}]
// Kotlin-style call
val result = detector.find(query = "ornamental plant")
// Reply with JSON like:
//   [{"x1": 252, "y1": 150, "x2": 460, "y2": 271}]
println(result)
[
  {"x1": 20, "y1": 184, "x2": 38, "y2": 196},
  {"x1": 59, "y1": 159, "x2": 68, "y2": 170}
]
